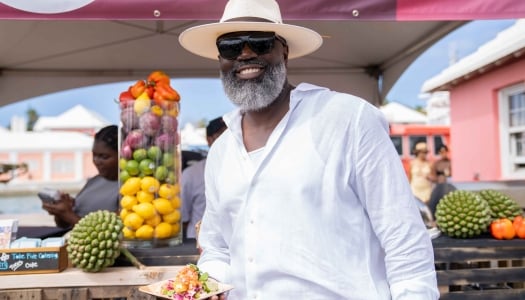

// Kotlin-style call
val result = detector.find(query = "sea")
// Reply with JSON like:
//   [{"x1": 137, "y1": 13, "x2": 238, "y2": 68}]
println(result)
[{"x1": 0, "y1": 194, "x2": 44, "y2": 214}]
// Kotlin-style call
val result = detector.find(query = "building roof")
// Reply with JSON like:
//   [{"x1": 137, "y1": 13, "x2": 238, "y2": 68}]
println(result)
[
  {"x1": 422, "y1": 19, "x2": 525, "y2": 93},
  {"x1": 180, "y1": 123, "x2": 207, "y2": 149},
  {"x1": 380, "y1": 102, "x2": 428, "y2": 124},
  {"x1": 33, "y1": 104, "x2": 110, "y2": 131}
]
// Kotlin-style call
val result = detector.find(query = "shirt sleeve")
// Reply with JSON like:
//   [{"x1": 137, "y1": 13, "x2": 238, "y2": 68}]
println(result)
[
  {"x1": 351, "y1": 103, "x2": 439, "y2": 299},
  {"x1": 196, "y1": 152, "x2": 232, "y2": 284}
]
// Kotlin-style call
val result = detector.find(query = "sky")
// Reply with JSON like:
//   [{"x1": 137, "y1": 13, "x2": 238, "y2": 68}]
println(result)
[{"x1": 0, "y1": 19, "x2": 518, "y2": 128}]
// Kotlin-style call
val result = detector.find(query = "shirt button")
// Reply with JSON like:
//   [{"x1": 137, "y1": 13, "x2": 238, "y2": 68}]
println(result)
[
  {"x1": 250, "y1": 219, "x2": 254, "y2": 224},
  {"x1": 248, "y1": 257, "x2": 254, "y2": 263}
]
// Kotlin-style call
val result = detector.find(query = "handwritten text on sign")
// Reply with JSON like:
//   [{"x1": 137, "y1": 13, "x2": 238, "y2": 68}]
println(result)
[{"x1": 0, "y1": 251, "x2": 60, "y2": 272}]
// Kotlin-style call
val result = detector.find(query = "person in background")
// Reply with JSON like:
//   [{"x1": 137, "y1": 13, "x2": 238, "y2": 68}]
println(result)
[
  {"x1": 42, "y1": 125, "x2": 119, "y2": 228},
  {"x1": 428, "y1": 144, "x2": 455, "y2": 220},
  {"x1": 181, "y1": 117, "x2": 227, "y2": 240},
  {"x1": 429, "y1": 144, "x2": 451, "y2": 184},
  {"x1": 409, "y1": 141, "x2": 433, "y2": 204},
  {"x1": 178, "y1": 0, "x2": 438, "y2": 299},
  {"x1": 181, "y1": 150, "x2": 204, "y2": 171}
]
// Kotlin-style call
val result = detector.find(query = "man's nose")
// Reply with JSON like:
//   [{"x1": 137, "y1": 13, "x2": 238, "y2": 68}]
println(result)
[{"x1": 238, "y1": 43, "x2": 257, "y2": 59}]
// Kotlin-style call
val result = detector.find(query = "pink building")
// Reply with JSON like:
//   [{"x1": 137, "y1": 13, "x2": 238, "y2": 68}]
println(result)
[
  {"x1": 0, "y1": 105, "x2": 111, "y2": 192},
  {"x1": 422, "y1": 20, "x2": 525, "y2": 182}
]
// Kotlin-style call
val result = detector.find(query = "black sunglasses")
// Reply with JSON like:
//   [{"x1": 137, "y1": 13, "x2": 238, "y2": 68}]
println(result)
[{"x1": 216, "y1": 31, "x2": 287, "y2": 60}]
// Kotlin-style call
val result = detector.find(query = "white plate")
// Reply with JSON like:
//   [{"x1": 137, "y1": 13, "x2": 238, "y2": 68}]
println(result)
[{"x1": 139, "y1": 278, "x2": 234, "y2": 300}]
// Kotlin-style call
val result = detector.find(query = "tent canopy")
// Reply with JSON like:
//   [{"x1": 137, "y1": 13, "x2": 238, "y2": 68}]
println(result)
[{"x1": 0, "y1": 0, "x2": 521, "y2": 107}]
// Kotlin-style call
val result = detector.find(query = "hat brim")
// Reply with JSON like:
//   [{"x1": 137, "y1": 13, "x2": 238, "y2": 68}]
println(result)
[{"x1": 179, "y1": 22, "x2": 323, "y2": 60}]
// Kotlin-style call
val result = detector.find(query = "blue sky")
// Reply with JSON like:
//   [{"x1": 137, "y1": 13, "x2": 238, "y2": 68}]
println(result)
[{"x1": 0, "y1": 19, "x2": 517, "y2": 128}]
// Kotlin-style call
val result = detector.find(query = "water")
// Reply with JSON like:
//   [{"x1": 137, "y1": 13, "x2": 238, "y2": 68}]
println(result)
[{"x1": 0, "y1": 194, "x2": 42, "y2": 214}]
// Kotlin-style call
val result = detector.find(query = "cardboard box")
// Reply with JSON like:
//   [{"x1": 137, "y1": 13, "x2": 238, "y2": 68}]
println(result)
[{"x1": 0, "y1": 245, "x2": 68, "y2": 275}]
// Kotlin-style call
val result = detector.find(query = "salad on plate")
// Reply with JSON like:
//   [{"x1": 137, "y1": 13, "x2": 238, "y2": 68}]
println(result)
[{"x1": 139, "y1": 264, "x2": 233, "y2": 300}]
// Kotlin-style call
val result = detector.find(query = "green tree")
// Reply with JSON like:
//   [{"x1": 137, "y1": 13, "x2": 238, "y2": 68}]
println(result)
[
  {"x1": 415, "y1": 106, "x2": 427, "y2": 114},
  {"x1": 196, "y1": 118, "x2": 207, "y2": 128},
  {"x1": 26, "y1": 107, "x2": 39, "y2": 131}
]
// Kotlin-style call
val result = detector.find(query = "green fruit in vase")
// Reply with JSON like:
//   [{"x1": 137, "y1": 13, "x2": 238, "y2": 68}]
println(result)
[
  {"x1": 139, "y1": 159, "x2": 155, "y2": 175},
  {"x1": 147, "y1": 146, "x2": 163, "y2": 162},
  {"x1": 155, "y1": 165, "x2": 169, "y2": 181},
  {"x1": 119, "y1": 158, "x2": 127, "y2": 170},
  {"x1": 162, "y1": 152, "x2": 174, "y2": 168},
  {"x1": 120, "y1": 170, "x2": 131, "y2": 183},
  {"x1": 125, "y1": 160, "x2": 140, "y2": 176},
  {"x1": 133, "y1": 148, "x2": 148, "y2": 162}
]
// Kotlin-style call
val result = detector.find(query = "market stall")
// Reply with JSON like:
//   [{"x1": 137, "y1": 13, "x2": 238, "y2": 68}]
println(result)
[
  {"x1": 2, "y1": 237, "x2": 525, "y2": 299},
  {"x1": 0, "y1": 242, "x2": 200, "y2": 299}
]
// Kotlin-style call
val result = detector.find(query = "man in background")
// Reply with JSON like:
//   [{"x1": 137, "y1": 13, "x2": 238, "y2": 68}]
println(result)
[
  {"x1": 430, "y1": 144, "x2": 452, "y2": 184},
  {"x1": 181, "y1": 117, "x2": 227, "y2": 239}
]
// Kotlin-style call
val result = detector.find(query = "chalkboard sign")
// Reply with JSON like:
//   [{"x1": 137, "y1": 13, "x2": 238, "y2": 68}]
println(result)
[{"x1": 0, "y1": 246, "x2": 67, "y2": 275}]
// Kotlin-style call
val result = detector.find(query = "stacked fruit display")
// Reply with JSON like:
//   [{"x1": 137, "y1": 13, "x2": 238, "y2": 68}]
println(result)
[
  {"x1": 435, "y1": 189, "x2": 525, "y2": 239},
  {"x1": 118, "y1": 71, "x2": 183, "y2": 247}
]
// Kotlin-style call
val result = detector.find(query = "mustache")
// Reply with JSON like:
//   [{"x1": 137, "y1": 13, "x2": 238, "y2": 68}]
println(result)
[{"x1": 232, "y1": 59, "x2": 267, "y2": 71}]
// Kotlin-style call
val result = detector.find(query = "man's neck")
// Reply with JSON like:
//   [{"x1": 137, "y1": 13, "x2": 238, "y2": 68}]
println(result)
[{"x1": 241, "y1": 83, "x2": 293, "y2": 151}]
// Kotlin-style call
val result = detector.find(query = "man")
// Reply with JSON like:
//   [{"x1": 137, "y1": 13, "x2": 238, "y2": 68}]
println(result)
[
  {"x1": 179, "y1": 0, "x2": 439, "y2": 299},
  {"x1": 429, "y1": 144, "x2": 452, "y2": 184},
  {"x1": 181, "y1": 117, "x2": 227, "y2": 239}
]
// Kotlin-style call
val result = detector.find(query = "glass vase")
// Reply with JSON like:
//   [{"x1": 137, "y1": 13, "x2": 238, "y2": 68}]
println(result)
[{"x1": 118, "y1": 97, "x2": 182, "y2": 248}]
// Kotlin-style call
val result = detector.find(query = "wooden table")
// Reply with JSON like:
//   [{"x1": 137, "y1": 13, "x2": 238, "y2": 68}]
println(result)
[
  {"x1": 432, "y1": 234, "x2": 525, "y2": 300},
  {"x1": 3, "y1": 235, "x2": 525, "y2": 299},
  {"x1": 0, "y1": 241, "x2": 200, "y2": 300},
  {"x1": 0, "y1": 265, "x2": 183, "y2": 299}
]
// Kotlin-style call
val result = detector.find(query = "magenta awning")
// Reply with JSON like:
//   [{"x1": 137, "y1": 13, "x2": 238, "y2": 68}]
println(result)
[{"x1": 0, "y1": 0, "x2": 523, "y2": 21}]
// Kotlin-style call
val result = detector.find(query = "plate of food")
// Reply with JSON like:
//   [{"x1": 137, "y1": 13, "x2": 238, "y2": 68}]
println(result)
[{"x1": 139, "y1": 264, "x2": 233, "y2": 300}]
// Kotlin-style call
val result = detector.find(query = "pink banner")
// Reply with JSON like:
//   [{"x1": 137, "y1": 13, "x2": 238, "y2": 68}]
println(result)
[
  {"x1": 397, "y1": 0, "x2": 525, "y2": 20},
  {"x1": 0, "y1": 0, "x2": 522, "y2": 20}
]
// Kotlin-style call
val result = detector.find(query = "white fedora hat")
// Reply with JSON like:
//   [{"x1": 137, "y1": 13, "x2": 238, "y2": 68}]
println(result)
[{"x1": 179, "y1": 0, "x2": 323, "y2": 60}]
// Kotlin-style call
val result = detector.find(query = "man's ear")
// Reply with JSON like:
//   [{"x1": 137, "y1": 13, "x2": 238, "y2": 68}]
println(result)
[{"x1": 283, "y1": 45, "x2": 289, "y2": 65}]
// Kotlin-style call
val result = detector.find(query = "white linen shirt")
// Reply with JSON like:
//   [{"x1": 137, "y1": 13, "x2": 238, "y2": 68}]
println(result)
[{"x1": 198, "y1": 83, "x2": 439, "y2": 299}]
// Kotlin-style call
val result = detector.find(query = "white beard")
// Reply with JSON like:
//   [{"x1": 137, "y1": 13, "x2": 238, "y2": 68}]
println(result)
[{"x1": 220, "y1": 60, "x2": 287, "y2": 112}]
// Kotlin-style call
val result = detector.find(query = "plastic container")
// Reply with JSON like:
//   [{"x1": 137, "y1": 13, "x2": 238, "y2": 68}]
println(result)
[{"x1": 118, "y1": 75, "x2": 183, "y2": 248}]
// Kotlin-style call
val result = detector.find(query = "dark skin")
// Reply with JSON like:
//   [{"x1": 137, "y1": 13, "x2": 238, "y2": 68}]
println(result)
[
  {"x1": 218, "y1": 31, "x2": 292, "y2": 152},
  {"x1": 206, "y1": 30, "x2": 291, "y2": 300},
  {"x1": 42, "y1": 140, "x2": 119, "y2": 228}
]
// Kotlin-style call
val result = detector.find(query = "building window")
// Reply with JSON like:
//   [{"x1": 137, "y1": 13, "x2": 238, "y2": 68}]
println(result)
[
  {"x1": 499, "y1": 83, "x2": 525, "y2": 178},
  {"x1": 433, "y1": 135, "x2": 446, "y2": 155},
  {"x1": 390, "y1": 136, "x2": 403, "y2": 156},
  {"x1": 409, "y1": 135, "x2": 427, "y2": 155},
  {"x1": 52, "y1": 158, "x2": 74, "y2": 174}
]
